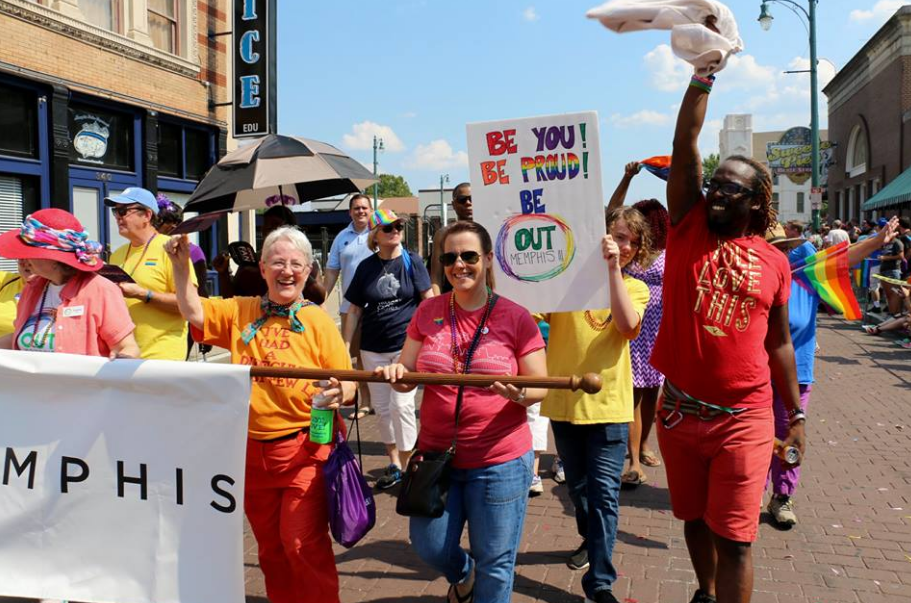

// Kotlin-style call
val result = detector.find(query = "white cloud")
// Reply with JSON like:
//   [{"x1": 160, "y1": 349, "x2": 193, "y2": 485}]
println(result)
[
  {"x1": 609, "y1": 110, "x2": 671, "y2": 128},
  {"x1": 523, "y1": 6, "x2": 540, "y2": 22},
  {"x1": 849, "y1": 0, "x2": 905, "y2": 22},
  {"x1": 341, "y1": 121, "x2": 405, "y2": 152},
  {"x1": 643, "y1": 44, "x2": 691, "y2": 92},
  {"x1": 405, "y1": 140, "x2": 469, "y2": 170},
  {"x1": 723, "y1": 54, "x2": 777, "y2": 90}
]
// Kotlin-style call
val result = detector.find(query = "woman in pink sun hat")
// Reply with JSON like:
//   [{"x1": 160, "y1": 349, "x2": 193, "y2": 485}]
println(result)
[{"x1": 0, "y1": 208, "x2": 139, "y2": 358}]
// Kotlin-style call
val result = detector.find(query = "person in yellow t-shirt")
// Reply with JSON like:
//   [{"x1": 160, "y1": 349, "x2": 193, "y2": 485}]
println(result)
[
  {"x1": 0, "y1": 260, "x2": 34, "y2": 336},
  {"x1": 105, "y1": 187, "x2": 196, "y2": 360},
  {"x1": 540, "y1": 207, "x2": 651, "y2": 602},
  {"x1": 165, "y1": 226, "x2": 355, "y2": 603}
]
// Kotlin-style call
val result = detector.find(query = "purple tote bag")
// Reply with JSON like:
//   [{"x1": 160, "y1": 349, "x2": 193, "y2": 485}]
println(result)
[{"x1": 323, "y1": 429, "x2": 376, "y2": 548}]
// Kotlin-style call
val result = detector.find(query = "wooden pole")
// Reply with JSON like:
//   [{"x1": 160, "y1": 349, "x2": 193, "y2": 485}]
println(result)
[{"x1": 248, "y1": 366, "x2": 603, "y2": 394}]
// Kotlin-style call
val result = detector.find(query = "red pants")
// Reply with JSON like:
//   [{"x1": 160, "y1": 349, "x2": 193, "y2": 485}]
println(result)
[{"x1": 245, "y1": 433, "x2": 339, "y2": 603}]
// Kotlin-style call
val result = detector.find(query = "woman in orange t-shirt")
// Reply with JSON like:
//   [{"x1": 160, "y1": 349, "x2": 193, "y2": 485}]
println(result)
[{"x1": 166, "y1": 226, "x2": 355, "y2": 603}]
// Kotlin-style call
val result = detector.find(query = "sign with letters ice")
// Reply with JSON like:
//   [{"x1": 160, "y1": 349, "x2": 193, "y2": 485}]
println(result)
[
  {"x1": 0, "y1": 351, "x2": 251, "y2": 603},
  {"x1": 467, "y1": 111, "x2": 608, "y2": 313}
]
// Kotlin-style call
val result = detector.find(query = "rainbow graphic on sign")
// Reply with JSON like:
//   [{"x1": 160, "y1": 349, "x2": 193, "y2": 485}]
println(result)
[{"x1": 494, "y1": 214, "x2": 576, "y2": 282}]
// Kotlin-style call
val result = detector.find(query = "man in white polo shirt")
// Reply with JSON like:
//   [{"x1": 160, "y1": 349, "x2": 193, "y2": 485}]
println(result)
[{"x1": 324, "y1": 193, "x2": 374, "y2": 415}]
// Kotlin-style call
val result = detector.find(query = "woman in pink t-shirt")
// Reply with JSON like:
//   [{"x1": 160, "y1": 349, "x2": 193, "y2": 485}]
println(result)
[
  {"x1": 376, "y1": 221, "x2": 547, "y2": 603},
  {"x1": 0, "y1": 208, "x2": 138, "y2": 358}
]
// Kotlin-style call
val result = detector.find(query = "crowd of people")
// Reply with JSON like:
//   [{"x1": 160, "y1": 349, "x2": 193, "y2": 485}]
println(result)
[{"x1": 3, "y1": 29, "x2": 911, "y2": 603}]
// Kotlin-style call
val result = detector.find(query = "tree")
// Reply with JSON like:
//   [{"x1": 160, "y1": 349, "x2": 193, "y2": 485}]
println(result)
[
  {"x1": 702, "y1": 153, "x2": 720, "y2": 183},
  {"x1": 372, "y1": 174, "x2": 413, "y2": 198}
]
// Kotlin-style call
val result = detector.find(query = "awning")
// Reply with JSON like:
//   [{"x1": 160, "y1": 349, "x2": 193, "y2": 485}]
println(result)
[{"x1": 863, "y1": 164, "x2": 911, "y2": 211}]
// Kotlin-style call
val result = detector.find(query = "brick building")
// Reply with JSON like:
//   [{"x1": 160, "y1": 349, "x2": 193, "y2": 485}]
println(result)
[
  {"x1": 823, "y1": 5, "x2": 911, "y2": 221},
  {"x1": 0, "y1": 0, "x2": 232, "y2": 268}
]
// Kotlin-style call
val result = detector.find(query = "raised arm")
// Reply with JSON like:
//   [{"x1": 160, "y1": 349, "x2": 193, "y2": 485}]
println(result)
[
  {"x1": 847, "y1": 216, "x2": 898, "y2": 267},
  {"x1": 668, "y1": 82, "x2": 711, "y2": 225},
  {"x1": 607, "y1": 161, "x2": 641, "y2": 210},
  {"x1": 164, "y1": 234, "x2": 204, "y2": 330}
]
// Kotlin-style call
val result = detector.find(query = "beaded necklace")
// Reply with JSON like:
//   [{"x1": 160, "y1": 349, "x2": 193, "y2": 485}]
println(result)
[
  {"x1": 583, "y1": 310, "x2": 613, "y2": 332},
  {"x1": 124, "y1": 233, "x2": 158, "y2": 277},
  {"x1": 31, "y1": 283, "x2": 58, "y2": 349},
  {"x1": 448, "y1": 287, "x2": 495, "y2": 374}
]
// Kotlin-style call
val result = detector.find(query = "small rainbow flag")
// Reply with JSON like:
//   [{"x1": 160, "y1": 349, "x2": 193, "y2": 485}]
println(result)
[
  {"x1": 791, "y1": 242, "x2": 862, "y2": 320},
  {"x1": 639, "y1": 155, "x2": 672, "y2": 181}
]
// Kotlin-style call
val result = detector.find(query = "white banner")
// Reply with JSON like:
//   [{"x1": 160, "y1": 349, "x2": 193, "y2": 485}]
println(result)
[
  {"x1": 467, "y1": 111, "x2": 608, "y2": 313},
  {"x1": 0, "y1": 351, "x2": 251, "y2": 603}
]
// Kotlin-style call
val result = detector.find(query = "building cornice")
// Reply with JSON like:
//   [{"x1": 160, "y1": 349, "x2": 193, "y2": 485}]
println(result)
[
  {"x1": 0, "y1": 0, "x2": 201, "y2": 78},
  {"x1": 824, "y1": 8, "x2": 911, "y2": 113}
]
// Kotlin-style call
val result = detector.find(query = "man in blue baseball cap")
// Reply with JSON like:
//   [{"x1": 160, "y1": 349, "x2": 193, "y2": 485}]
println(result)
[
  {"x1": 104, "y1": 187, "x2": 160, "y2": 216},
  {"x1": 105, "y1": 187, "x2": 196, "y2": 360}
]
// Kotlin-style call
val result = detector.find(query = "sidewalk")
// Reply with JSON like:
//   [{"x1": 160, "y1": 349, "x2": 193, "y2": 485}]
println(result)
[{"x1": 243, "y1": 315, "x2": 911, "y2": 603}]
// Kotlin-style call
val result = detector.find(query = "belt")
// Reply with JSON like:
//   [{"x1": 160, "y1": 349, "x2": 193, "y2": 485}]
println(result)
[
  {"x1": 660, "y1": 381, "x2": 746, "y2": 428},
  {"x1": 262, "y1": 427, "x2": 310, "y2": 442}
]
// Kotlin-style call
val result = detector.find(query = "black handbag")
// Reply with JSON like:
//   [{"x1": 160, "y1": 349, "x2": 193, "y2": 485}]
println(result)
[{"x1": 395, "y1": 293, "x2": 498, "y2": 518}]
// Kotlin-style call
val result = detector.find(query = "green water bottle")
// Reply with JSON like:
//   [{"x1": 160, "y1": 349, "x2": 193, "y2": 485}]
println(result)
[{"x1": 309, "y1": 391, "x2": 334, "y2": 444}]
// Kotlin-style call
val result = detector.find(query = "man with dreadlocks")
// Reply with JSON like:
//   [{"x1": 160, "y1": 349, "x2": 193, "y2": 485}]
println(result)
[{"x1": 648, "y1": 18, "x2": 805, "y2": 603}]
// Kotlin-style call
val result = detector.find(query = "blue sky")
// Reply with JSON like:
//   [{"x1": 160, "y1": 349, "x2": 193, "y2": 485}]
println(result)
[{"x1": 276, "y1": 0, "x2": 906, "y2": 203}]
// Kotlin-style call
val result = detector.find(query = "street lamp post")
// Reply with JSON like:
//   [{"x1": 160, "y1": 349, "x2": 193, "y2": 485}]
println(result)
[
  {"x1": 440, "y1": 174, "x2": 450, "y2": 226},
  {"x1": 373, "y1": 135, "x2": 384, "y2": 205},
  {"x1": 759, "y1": 0, "x2": 821, "y2": 232}
]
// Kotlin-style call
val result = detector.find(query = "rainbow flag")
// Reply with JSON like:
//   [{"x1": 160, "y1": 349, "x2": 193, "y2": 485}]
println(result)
[
  {"x1": 791, "y1": 242, "x2": 862, "y2": 320},
  {"x1": 640, "y1": 155, "x2": 671, "y2": 181},
  {"x1": 851, "y1": 258, "x2": 873, "y2": 289}
]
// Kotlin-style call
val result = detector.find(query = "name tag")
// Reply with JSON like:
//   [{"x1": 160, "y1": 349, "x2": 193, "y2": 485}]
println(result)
[{"x1": 62, "y1": 306, "x2": 85, "y2": 318}]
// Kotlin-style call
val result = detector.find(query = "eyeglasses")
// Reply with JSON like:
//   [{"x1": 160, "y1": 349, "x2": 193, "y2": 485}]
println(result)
[
  {"x1": 268, "y1": 259, "x2": 308, "y2": 273},
  {"x1": 111, "y1": 205, "x2": 146, "y2": 218},
  {"x1": 381, "y1": 222, "x2": 405, "y2": 234},
  {"x1": 454, "y1": 195, "x2": 472, "y2": 204},
  {"x1": 704, "y1": 180, "x2": 754, "y2": 197},
  {"x1": 440, "y1": 251, "x2": 481, "y2": 267}
]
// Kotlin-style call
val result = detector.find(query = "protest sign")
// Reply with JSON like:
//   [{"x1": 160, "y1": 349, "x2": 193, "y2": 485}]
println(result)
[
  {"x1": 0, "y1": 351, "x2": 251, "y2": 603},
  {"x1": 467, "y1": 112, "x2": 608, "y2": 313}
]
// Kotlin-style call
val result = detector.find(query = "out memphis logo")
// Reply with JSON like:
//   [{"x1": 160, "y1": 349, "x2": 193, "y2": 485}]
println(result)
[{"x1": 2, "y1": 446, "x2": 239, "y2": 514}]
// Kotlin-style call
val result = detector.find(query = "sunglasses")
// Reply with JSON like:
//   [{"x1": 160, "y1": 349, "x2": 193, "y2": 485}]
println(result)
[
  {"x1": 111, "y1": 205, "x2": 146, "y2": 218},
  {"x1": 454, "y1": 195, "x2": 472, "y2": 204},
  {"x1": 381, "y1": 222, "x2": 405, "y2": 234},
  {"x1": 439, "y1": 251, "x2": 481, "y2": 267},
  {"x1": 704, "y1": 180, "x2": 754, "y2": 197}
]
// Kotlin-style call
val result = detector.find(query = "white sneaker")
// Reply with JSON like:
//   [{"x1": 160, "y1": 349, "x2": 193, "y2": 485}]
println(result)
[
  {"x1": 552, "y1": 457, "x2": 566, "y2": 484},
  {"x1": 529, "y1": 474, "x2": 544, "y2": 496},
  {"x1": 768, "y1": 495, "x2": 798, "y2": 526}
]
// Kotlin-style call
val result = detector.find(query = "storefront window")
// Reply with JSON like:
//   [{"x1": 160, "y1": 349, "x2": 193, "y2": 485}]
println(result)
[
  {"x1": 68, "y1": 104, "x2": 133, "y2": 171},
  {"x1": 185, "y1": 128, "x2": 209, "y2": 180},
  {"x1": 157, "y1": 121, "x2": 181, "y2": 178},
  {"x1": 0, "y1": 175, "x2": 40, "y2": 272},
  {"x1": 0, "y1": 84, "x2": 39, "y2": 160},
  {"x1": 158, "y1": 121, "x2": 212, "y2": 181}
]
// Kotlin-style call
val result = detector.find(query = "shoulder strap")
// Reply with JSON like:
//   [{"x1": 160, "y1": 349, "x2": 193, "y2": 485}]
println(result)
[{"x1": 448, "y1": 294, "x2": 499, "y2": 452}]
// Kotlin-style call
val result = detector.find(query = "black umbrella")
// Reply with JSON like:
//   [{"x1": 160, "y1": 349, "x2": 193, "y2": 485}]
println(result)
[{"x1": 183, "y1": 134, "x2": 378, "y2": 214}]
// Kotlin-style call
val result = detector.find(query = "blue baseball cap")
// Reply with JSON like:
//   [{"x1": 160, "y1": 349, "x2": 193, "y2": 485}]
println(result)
[
  {"x1": 104, "y1": 187, "x2": 158, "y2": 215},
  {"x1": 878, "y1": 217, "x2": 888, "y2": 227}
]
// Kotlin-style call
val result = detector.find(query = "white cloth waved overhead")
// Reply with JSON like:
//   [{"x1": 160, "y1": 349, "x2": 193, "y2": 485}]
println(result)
[{"x1": 587, "y1": 0, "x2": 743, "y2": 76}]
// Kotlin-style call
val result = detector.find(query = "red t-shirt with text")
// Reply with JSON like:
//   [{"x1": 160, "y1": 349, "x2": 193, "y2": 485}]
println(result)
[
  {"x1": 650, "y1": 197, "x2": 790, "y2": 408},
  {"x1": 407, "y1": 294, "x2": 545, "y2": 469}
]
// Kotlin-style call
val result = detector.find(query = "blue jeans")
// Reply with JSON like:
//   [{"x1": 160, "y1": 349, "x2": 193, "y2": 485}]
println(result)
[
  {"x1": 410, "y1": 450, "x2": 533, "y2": 603},
  {"x1": 551, "y1": 421, "x2": 628, "y2": 599}
]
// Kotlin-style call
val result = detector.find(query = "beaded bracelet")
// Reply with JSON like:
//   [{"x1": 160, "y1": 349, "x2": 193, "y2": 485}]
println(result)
[{"x1": 690, "y1": 74, "x2": 716, "y2": 93}]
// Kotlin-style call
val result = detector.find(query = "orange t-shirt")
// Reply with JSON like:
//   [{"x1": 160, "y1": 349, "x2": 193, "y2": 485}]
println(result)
[{"x1": 197, "y1": 297, "x2": 352, "y2": 440}]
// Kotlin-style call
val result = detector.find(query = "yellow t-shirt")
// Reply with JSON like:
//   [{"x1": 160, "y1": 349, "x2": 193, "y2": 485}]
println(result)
[
  {"x1": 110, "y1": 234, "x2": 196, "y2": 360},
  {"x1": 540, "y1": 275, "x2": 649, "y2": 424},
  {"x1": 0, "y1": 271, "x2": 25, "y2": 337},
  {"x1": 198, "y1": 297, "x2": 353, "y2": 440}
]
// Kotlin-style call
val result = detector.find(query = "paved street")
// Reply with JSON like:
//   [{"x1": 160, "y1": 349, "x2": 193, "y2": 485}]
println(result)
[{"x1": 243, "y1": 315, "x2": 911, "y2": 603}]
